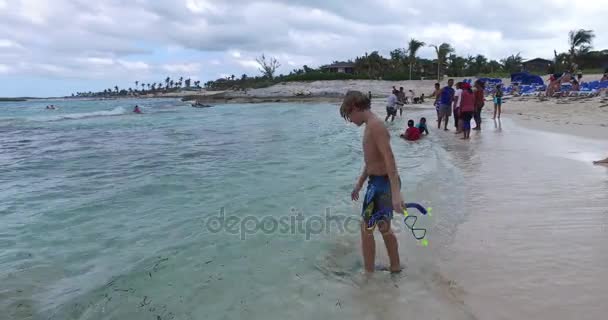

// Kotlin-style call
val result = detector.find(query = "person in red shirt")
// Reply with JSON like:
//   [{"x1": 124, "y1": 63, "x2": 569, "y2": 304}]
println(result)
[
  {"x1": 459, "y1": 83, "x2": 475, "y2": 140},
  {"x1": 400, "y1": 119, "x2": 421, "y2": 141}
]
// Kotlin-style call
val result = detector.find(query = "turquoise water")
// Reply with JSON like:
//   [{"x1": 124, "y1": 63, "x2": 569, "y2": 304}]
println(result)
[{"x1": 1, "y1": 99, "x2": 474, "y2": 319}]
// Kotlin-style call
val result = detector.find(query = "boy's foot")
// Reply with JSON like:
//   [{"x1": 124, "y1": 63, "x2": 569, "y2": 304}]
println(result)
[
  {"x1": 473, "y1": 127, "x2": 481, "y2": 130},
  {"x1": 444, "y1": 128, "x2": 449, "y2": 131}
]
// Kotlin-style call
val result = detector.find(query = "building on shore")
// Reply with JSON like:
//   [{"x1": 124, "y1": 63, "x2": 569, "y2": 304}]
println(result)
[
  {"x1": 321, "y1": 62, "x2": 356, "y2": 74},
  {"x1": 523, "y1": 58, "x2": 553, "y2": 74}
]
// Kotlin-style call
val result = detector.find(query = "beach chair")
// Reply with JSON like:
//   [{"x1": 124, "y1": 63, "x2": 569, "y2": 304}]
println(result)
[{"x1": 571, "y1": 81, "x2": 600, "y2": 98}]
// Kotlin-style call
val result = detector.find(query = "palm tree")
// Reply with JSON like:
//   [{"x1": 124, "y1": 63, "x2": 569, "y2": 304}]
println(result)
[
  {"x1": 568, "y1": 29, "x2": 595, "y2": 70},
  {"x1": 407, "y1": 39, "x2": 425, "y2": 80},
  {"x1": 501, "y1": 53, "x2": 523, "y2": 74},
  {"x1": 430, "y1": 43, "x2": 454, "y2": 81},
  {"x1": 165, "y1": 77, "x2": 171, "y2": 89},
  {"x1": 147, "y1": 83, "x2": 151, "y2": 91},
  {"x1": 141, "y1": 83, "x2": 145, "y2": 92},
  {"x1": 135, "y1": 81, "x2": 139, "y2": 90},
  {"x1": 170, "y1": 80, "x2": 174, "y2": 88},
  {"x1": 114, "y1": 86, "x2": 119, "y2": 93}
]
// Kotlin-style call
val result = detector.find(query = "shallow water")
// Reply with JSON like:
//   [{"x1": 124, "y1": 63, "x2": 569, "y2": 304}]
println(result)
[{"x1": 0, "y1": 99, "x2": 606, "y2": 320}]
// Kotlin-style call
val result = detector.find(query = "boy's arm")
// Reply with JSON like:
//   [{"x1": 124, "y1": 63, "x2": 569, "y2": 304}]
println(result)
[
  {"x1": 355, "y1": 164, "x2": 368, "y2": 190},
  {"x1": 371, "y1": 123, "x2": 404, "y2": 212}
]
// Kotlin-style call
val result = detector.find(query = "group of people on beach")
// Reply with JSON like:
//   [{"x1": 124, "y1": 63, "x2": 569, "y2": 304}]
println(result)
[{"x1": 431, "y1": 79, "x2": 501, "y2": 140}]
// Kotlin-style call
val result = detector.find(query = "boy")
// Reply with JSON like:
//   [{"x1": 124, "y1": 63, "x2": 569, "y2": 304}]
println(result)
[
  {"x1": 340, "y1": 91, "x2": 404, "y2": 273},
  {"x1": 417, "y1": 117, "x2": 429, "y2": 135},
  {"x1": 400, "y1": 119, "x2": 421, "y2": 141}
]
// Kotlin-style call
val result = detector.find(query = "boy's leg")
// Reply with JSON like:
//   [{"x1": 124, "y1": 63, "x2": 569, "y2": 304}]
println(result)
[
  {"x1": 444, "y1": 116, "x2": 449, "y2": 130},
  {"x1": 493, "y1": 104, "x2": 497, "y2": 119},
  {"x1": 360, "y1": 221, "x2": 376, "y2": 273},
  {"x1": 498, "y1": 104, "x2": 502, "y2": 118},
  {"x1": 378, "y1": 220, "x2": 400, "y2": 273}
]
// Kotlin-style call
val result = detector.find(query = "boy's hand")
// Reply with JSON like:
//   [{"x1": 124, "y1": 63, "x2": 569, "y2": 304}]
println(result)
[
  {"x1": 392, "y1": 192, "x2": 404, "y2": 213},
  {"x1": 351, "y1": 184, "x2": 362, "y2": 201}
]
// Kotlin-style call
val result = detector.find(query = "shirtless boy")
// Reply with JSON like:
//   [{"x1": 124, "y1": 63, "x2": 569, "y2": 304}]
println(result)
[{"x1": 340, "y1": 91, "x2": 405, "y2": 273}]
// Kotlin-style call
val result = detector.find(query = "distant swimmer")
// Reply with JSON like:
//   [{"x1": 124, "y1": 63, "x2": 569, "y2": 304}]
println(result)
[
  {"x1": 46, "y1": 105, "x2": 56, "y2": 110},
  {"x1": 594, "y1": 157, "x2": 608, "y2": 165},
  {"x1": 133, "y1": 105, "x2": 142, "y2": 114}
]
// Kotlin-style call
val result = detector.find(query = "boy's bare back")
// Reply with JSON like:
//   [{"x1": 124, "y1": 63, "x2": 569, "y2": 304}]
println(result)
[{"x1": 363, "y1": 115, "x2": 390, "y2": 176}]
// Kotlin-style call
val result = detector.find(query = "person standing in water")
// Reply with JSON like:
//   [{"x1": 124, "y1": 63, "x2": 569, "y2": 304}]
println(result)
[
  {"x1": 459, "y1": 83, "x2": 475, "y2": 140},
  {"x1": 493, "y1": 84, "x2": 503, "y2": 119},
  {"x1": 340, "y1": 91, "x2": 404, "y2": 273},
  {"x1": 398, "y1": 87, "x2": 406, "y2": 116},
  {"x1": 385, "y1": 89, "x2": 401, "y2": 122},
  {"x1": 438, "y1": 79, "x2": 455, "y2": 130},
  {"x1": 453, "y1": 82, "x2": 463, "y2": 134},
  {"x1": 473, "y1": 80, "x2": 485, "y2": 130},
  {"x1": 432, "y1": 83, "x2": 441, "y2": 119}
]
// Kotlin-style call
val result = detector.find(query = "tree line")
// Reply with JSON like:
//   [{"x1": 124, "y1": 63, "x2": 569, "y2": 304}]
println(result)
[
  {"x1": 204, "y1": 29, "x2": 601, "y2": 90},
  {"x1": 71, "y1": 76, "x2": 202, "y2": 98},
  {"x1": 71, "y1": 29, "x2": 602, "y2": 95}
]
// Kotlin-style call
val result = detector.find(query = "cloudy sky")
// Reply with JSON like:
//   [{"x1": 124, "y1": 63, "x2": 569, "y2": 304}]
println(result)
[{"x1": 1, "y1": 0, "x2": 607, "y2": 97}]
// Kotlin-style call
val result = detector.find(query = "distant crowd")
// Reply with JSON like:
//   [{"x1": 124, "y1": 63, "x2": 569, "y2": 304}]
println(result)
[{"x1": 383, "y1": 79, "x2": 494, "y2": 141}]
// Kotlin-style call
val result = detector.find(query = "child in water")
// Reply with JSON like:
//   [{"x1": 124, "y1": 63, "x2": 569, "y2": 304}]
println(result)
[
  {"x1": 417, "y1": 117, "x2": 429, "y2": 135},
  {"x1": 400, "y1": 119, "x2": 421, "y2": 141},
  {"x1": 340, "y1": 90, "x2": 404, "y2": 273}
]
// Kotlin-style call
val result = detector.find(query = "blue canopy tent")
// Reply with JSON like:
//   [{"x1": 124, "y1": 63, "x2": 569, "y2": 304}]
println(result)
[{"x1": 511, "y1": 72, "x2": 544, "y2": 85}]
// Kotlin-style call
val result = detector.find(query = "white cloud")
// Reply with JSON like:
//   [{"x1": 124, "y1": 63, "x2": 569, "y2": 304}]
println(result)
[
  {"x1": 1, "y1": 0, "x2": 608, "y2": 96},
  {"x1": 229, "y1": 50, "x2": 241, "y2": 58},
  {"x1": 235, "y1": 59, "x2": 259, "y2": 70},
  {"x1": 0, "y1": 64, "x2": 11, "y2": 74},
  {"x1": 162, "y1": 62, "x2": 201, "y2": 74},
  {"x1": 118, "y1": 60, "x2": 150, "y2": 71},
  {"x1": 83, "y1": 57, "x2": 114, "y2": 66},
  {"x1": 0, "y1": 39, "x2": 23, "y2": 49}
]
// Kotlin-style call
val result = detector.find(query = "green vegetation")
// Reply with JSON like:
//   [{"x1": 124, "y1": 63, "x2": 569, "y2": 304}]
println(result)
[
  {"x1": 74, "y1": 29, "x2": 606, "y2": 95},
  {"x1": 71, "y1": 78, "x2": 201, "y2": 98},
  {"x1": 0, "y1": 98, "x2": 29, "y2": 102}
]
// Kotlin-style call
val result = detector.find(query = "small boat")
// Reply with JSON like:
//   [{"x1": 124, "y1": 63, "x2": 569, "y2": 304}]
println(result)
[{"x1": 191, "y1": 102, "x2": 213, "y2": 108}]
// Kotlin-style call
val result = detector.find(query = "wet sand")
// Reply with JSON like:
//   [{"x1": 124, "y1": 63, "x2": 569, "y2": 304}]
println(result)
[
  {"x1": 446, "y1": 119, "x2": 608, "y2": 319},
  {"x1": 378, "y1": 107, "x2": 608, "y2": 319}
]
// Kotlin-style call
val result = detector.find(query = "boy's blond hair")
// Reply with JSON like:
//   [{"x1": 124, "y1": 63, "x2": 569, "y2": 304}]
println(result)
[{"x1": 340, "y1": 90, "x2": 371, "y2": 120}]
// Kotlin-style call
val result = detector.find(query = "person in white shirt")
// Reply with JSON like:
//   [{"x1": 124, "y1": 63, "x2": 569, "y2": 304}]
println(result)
[
  {"x1": 452, "y1": 82, "x2": 463, "y2": 133},
  {"x1": 385, "y1": 89, "x2": 401, "y2": 122},
  {"x1": 408, "y1": 90, "x2": 415, "y2": 104}
]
